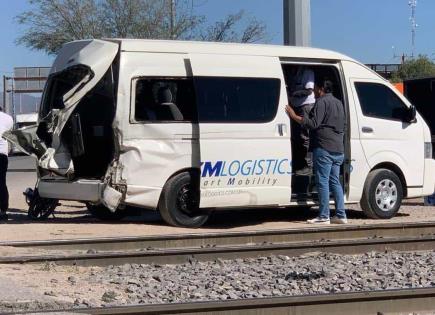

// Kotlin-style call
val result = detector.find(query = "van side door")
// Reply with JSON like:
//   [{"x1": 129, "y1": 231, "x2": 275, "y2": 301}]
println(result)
[{"x1": 189, "y1": 54, "x2": 292, "y2": 208}]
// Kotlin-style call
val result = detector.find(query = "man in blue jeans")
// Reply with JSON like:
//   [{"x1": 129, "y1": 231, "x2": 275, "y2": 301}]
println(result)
[{"x1": 286, "y1": 78, "x2": 347, "y2": 224}]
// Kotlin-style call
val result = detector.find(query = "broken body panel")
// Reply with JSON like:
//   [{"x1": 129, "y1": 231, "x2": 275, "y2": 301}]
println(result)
[{"x1": 6, "y1": 39, "x2": 122, "y2": 210}]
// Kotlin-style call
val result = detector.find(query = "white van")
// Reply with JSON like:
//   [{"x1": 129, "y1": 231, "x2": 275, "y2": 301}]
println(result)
[{"x1": 8, "y1": 39, "x2": 435, "y2": 227}]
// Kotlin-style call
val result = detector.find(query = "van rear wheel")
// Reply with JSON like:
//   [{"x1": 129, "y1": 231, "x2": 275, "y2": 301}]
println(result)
[
  {"x1": 159, "y1": 172, "x2": 209, "y2": 228},
  {"x1": 86, "y1": 203, "x2": 126, "y2": 221},
  {"x1": 360, "y1": 169, "x2": 403, "y2": 219}
]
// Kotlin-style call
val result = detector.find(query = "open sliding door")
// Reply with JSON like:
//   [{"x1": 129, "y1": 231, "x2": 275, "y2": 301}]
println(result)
[{"x1": 188, "y1": 54, "x2": 292, "y2": 208}]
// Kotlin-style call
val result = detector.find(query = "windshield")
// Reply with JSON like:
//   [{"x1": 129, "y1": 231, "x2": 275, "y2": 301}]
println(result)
[{"x1": 40, "y1": 65, "x2": 92, "y2": 119}]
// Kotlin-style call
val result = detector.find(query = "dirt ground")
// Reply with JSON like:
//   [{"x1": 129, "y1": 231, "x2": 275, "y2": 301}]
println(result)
[{"x1": 2, "y1": 170, "x2": 435, "y2": 242}]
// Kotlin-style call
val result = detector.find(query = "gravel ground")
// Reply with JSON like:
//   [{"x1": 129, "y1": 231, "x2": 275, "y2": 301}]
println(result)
[{"x1": 1, "y1": 250, "x2": 435, "y2": 312}]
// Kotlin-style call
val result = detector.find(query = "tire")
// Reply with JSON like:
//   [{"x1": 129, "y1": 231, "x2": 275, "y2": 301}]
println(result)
[
  {"x1": 86, "y1": 203, "x2": 126, "y2": 221},
  {"x1": 159, "y1": 172, "x2": 209, "y2": 228},
  {"x1": 28, "y1": 190, "x2": 58, "y2": 220},
  {"x1": 360, "y1": 169, "x2": 403, "y2": 219}
]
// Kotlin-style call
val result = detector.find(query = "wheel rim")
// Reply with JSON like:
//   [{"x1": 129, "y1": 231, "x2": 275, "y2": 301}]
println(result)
[
  {"x1": 176, "y1": 183, "x2": 199, "y2": 216},
  {"x1": 375, "y1": 179, "x2": 398, "y2": 211}
]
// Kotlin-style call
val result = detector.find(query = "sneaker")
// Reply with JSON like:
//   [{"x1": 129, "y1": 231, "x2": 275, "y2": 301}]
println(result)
[
  {"x1": 0, "y1": 212, "x2": 8, "y2": 221},
  {"x1": 330, "y1": 216, "x2": 348, "y2": 224},
  {"x1": 307, "y1": 217, "x2": 330, "y2": 224}
]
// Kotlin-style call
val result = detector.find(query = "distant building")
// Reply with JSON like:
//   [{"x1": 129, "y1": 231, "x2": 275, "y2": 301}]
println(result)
[{"x1": 366, "y1": 64, "x2": 401, "y2": 80}]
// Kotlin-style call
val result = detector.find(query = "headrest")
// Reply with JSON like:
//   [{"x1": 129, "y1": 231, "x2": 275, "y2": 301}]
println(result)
[{"x1": 157, "y1": 86, "x2": 173, "y2": 104}]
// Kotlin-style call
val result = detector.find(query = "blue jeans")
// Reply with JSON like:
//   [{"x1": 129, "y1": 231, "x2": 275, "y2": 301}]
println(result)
[{"x1": 313, "y1": 147, "x2": 346, "y2": 219}]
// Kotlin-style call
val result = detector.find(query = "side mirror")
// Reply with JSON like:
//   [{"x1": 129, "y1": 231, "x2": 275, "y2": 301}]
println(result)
[{"x1": 405, "y1": 105, "x2": 417, "y2": 123}]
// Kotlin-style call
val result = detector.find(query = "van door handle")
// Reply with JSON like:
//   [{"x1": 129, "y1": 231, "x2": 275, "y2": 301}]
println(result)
[
  {"x1": 277, "y1": 124, "x2": 287, "y2": 136},
  {"x1": 362, "y1": 127, "x2": 374, "y2": 133}
]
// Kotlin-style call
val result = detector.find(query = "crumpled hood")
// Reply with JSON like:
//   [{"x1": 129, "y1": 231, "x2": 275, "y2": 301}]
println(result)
[{"x1": 50, "y1": 39, "x2": 119, "y2": 139}]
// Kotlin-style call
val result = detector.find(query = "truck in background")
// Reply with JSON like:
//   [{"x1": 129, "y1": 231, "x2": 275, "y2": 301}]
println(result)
[
  {"x1": 404, "y1": 78, "x2": 435, "y2": 157},
  {"x1": 404, "y1": 77, "x2": 435, "y2": 205}
]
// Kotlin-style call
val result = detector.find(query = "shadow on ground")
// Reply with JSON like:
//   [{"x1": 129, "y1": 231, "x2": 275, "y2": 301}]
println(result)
[{"x1": 1, "y1": 201, "x2": 415, "y2": 229}]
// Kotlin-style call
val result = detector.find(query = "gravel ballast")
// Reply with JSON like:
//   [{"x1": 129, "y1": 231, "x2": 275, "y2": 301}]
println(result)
[
  {"x1": 1, "y1": 250, "x2": 434, "y2": 312},
  {"x1": 89, "y1": 251, "x2": 435, "y2": 305}
]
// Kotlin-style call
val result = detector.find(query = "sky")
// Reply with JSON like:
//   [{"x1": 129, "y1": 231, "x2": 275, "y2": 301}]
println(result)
[{"x1": 1, "y1": 0, "x2": 435, "y2": 88}]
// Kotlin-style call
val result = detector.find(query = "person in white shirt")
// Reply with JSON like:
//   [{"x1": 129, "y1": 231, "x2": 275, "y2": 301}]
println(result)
[
  {"x1": 0, "y1": 107, "x2": 13, "y2": 220},
  {"x1": 289, "y1": 67, "x2": 315, "y2": 176}
]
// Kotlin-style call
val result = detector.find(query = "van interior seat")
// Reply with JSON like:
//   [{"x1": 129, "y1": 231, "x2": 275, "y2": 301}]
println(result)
[{"x1": 155, "y1": 86, "x2": 184, "y2": 121}]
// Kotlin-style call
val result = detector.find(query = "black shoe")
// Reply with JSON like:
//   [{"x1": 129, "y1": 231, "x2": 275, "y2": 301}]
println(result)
[
  {"x1": 0, "y1": 212, "x2": 8, "y2": 221},
  {"x1": 295, "y1": 167, "x2": 312, "y2": 176}
]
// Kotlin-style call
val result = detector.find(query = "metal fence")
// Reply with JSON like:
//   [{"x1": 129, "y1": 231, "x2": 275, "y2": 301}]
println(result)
[{"x1": 366, "y1": 64, "x2": 401, "y2": 79}]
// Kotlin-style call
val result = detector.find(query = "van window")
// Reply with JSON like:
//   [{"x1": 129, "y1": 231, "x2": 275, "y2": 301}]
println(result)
[
  {"x1": 355, "y1": 82, "x2": 408, "y2": 120},
  {"x1": 135, "y1": 78, "x2": 196, "y2": 122},
  {"x1": 194, "y1": 77, "x2": 280, "y2": 123}
]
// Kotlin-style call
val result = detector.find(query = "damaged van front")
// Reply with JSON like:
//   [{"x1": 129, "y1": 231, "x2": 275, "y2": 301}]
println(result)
[{"x1": 6, "y1": 39, "x2": 124, "y2": 214}]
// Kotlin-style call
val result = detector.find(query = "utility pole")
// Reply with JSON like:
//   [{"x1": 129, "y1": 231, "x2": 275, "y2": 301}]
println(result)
[
  {"x1": 283, "y1": 0, "x2": 311, "y2": 46},
  {"x1": 170, "y1": 0, "x2": 176, "y2": 39},
  {"x1": 2, "y1": 75, "x2": 10, "y2": 115},
  {"x1": 409, "y1": 0, "x2": 417, "y2": 58},
  {"x1": 2, "y1": 76, "x2": 6, "y2": 112}
]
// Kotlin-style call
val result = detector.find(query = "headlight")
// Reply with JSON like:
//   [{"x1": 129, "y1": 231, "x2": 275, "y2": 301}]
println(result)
[{"x1": 425, "y1": 142, "x2": 433, "y2": 159}]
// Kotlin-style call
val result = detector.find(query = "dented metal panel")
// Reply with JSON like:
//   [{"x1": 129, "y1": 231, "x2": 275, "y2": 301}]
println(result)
[
  {"x1": 38, "y1": 179, "x2": 104, "y2": 202},
  {"x1": 118, "y1": 138, "x2": 199, "y2": 208},
  {"x1": 3, "y1": 125, "x2": 45, "y2": 157},
  {"x1": 113, "y1": 52, "x2": 197, "y2": 209}
]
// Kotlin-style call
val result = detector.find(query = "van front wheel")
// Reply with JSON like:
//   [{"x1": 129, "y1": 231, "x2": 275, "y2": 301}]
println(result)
[
  {"x1": 159, "y1": 172, "x2": 209, "y2": 228},
  {"x1": 360, "y1": 169, "x2": 403, "y2": 219}
]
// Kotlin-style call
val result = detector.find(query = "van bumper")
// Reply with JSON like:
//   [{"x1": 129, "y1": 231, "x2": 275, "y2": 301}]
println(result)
[
  {"x1": 38, "y1": 178, "x2": 104, "y2": 202},
  {"x1": 423, "y1": 159, "x2": 435, "y2": 195}
]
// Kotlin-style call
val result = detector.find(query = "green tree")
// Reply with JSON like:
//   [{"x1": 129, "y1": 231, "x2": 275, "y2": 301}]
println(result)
[
  {"x1": 391, "y1": 55, "x2": 435, "y2": 82},
  {"x1": 16, "y1": 0, "x2": 268, "y2": 55}
]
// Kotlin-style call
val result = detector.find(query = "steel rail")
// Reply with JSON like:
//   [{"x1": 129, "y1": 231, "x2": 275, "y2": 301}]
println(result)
[
  {"x1": 1, "y1": 234, "x2": 435, "y2": 266},
  {"x1": 2, "y1": 221, "x2": 435, "y2": 252},
  {"x1": 12, "y1": 287, "x2": 435, "y2": 315}
]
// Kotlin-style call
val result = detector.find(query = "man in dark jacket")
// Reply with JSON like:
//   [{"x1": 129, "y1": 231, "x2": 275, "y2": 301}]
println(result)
[{"x1": 286, "y1": 78, "x2": 347, "y2": 224}]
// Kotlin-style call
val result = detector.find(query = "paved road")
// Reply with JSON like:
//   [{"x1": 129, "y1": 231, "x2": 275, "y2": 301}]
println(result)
[
  {"x1": 6, "y1": 155, "x2": 38, "y2": 211},
  {"x1": 8, "y1": 155, "x2": 36, "y2": 172}
]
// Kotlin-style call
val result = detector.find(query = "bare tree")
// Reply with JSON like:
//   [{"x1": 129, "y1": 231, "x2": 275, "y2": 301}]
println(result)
[
  {"x1": 16, "y1": 0, "x2": 268, "y2": 55},
  {"x1": 16, "y1": 0, "x2": 102, "y2": 53},
  {"x1": 201, "y1": 10, "x2": 267, "y2": 43}
]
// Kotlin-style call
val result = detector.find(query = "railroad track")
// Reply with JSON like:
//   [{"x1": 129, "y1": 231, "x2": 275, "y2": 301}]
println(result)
[
  {"x1": 1, "y1": 221, "x2": 435, "y2": 266},
  {"x1": 12, "y1": 287, "x2": 435, "y2": 315},
  {"x1": 3, "y1": 221, "x2": 435, "y2": 251}
]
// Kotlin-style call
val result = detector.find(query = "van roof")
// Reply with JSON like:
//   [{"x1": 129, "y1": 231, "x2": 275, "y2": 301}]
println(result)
[{"x1": 106, "y1": 39, "x2": 354, "y2": 62}]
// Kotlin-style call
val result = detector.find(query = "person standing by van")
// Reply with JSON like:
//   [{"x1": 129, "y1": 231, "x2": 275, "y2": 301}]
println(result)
[
  {"x1": 0, "y1": 107, "x2": 13, "y2": 221},
  {"x1": 286, "y1": 79, "x2": 347, "y2": 224},
  {"x1": 289, "y1": 67, "x2": 315, "y2": 175}
]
